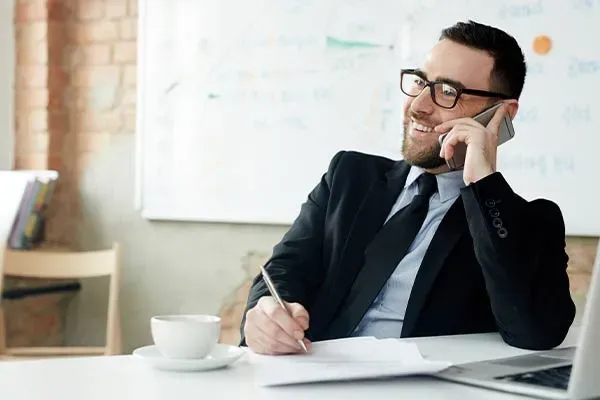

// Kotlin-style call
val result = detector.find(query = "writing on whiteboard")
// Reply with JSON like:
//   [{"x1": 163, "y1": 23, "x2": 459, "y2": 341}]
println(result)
[
  {"x1": 500, "y1": 154, "x2": 575, "y2": 177},
  {"x1": 499, "y1": 1, "x2": 543, "y2": 19},
  {"x1": 514, "y1": 107, "x2": 538, "y2": 124},
  {"x1": 563, "y1": 104, "x2": 592, "y2": 126},
  {"x1": 572, "y1": 0, "x2": 600, "y2": 9},
  {"x1": 568, "y1": 58, "x2": 600, "y2": 77}
]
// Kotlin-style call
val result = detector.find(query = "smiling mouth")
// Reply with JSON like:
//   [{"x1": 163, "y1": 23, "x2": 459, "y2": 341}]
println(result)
[{"x1": 411, "y1": 119, "x2": 434, "y2": 133}]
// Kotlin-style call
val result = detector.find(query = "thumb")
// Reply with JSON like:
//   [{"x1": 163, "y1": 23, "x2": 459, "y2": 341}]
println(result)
[{"x1": 287, "y1": 302, "x2": 309, "y2": 329}]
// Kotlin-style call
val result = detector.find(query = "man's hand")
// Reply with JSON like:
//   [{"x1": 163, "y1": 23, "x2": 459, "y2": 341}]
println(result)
[
  {"x1": 244, "y1": 296, "x2": 311, "y2": 355},
  {"x1": 435, "y1": 104, "x2": 507, "y2": 185}
]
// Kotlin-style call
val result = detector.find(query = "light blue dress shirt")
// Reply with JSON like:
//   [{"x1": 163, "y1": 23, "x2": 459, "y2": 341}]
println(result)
[{"x1": 351, "y1": 165, "x2": 465, "y2": 338}]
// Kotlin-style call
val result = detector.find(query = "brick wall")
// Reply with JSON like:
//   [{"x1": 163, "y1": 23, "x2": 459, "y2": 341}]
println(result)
[
  {"x1": 14, "y1": 0, "x2": 137, "y2": 246},
  {"x1": 9, "y1": 0, "x2": 137, "y2": 348}
]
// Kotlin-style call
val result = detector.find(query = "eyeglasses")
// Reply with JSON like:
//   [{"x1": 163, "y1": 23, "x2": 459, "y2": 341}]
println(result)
[{"x1": 400, "y1": 69, "x2": 510, "y2": 109}]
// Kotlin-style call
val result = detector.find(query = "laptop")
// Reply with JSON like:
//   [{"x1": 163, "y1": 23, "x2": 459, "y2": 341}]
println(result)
[{"x1": 435, "y1": 242, "x2": 600, "y2": 400}]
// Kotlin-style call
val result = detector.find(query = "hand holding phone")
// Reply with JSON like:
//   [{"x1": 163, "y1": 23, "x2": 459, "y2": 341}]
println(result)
[{"x1": 438, "y1": 102, "x2": 515, "y2": 171}]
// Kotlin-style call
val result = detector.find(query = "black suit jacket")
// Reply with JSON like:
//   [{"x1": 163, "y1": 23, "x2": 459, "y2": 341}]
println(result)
[{"x1": 241, "y1": 151, "x2": 575, "y2": 350}]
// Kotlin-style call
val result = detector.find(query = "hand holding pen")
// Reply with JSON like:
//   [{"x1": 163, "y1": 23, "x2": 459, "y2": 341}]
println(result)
[{"x1": 243, "y1": 266, "x2": 311, "y2": 355}]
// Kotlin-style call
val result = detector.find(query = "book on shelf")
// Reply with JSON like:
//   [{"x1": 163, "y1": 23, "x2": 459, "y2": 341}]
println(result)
[{"x1": 1, "y1": 170, "x2": 59, "y2": 250}]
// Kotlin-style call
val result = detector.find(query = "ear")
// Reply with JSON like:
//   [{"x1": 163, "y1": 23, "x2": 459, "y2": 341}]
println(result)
[{"x1": 503, "y1": 99, "x2": 519, "y2": 120}]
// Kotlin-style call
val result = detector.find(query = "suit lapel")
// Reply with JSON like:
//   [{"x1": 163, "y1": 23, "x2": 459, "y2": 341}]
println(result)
[
  {"x1": 321, "y1": 161, "x2": 411, "y2": 339},
  {"x1": 400, "y1": 196, "x2": 468, "y2": 337}
]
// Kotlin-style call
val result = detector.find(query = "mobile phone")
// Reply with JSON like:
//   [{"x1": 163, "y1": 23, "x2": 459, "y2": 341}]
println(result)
[{"x1": 438, "y1": 102, "x2": 515, "y2": 170}]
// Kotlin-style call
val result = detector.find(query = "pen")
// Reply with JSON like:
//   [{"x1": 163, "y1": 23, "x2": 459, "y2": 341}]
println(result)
[{"x1": 259, "y1": 265, "x2": 308, "y2": 353}]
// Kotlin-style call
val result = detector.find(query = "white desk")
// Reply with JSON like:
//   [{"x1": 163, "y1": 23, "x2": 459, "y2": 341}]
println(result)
[{"x1": 0, "y1": 327, "x2": 580, "y2": 400}]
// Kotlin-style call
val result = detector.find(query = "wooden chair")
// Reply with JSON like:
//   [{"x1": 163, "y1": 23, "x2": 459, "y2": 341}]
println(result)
[{"x1": 0, "y1": 243, "x2": 122, "y2": 358}]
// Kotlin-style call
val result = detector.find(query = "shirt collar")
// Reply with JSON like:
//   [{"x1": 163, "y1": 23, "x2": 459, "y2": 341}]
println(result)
[{"x1": 404, "y1": 165, "x2": 465, "y2": 203}]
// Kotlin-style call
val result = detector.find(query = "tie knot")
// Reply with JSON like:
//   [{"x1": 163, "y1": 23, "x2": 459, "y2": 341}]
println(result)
[{"x1": 417, "y1": 173, "x2": 437, "y2": 198}]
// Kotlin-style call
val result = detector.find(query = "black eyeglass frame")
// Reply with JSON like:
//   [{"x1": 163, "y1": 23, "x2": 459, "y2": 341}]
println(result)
[{"x1": 400, "y1": 68, "x2": 510, "y2": 109}]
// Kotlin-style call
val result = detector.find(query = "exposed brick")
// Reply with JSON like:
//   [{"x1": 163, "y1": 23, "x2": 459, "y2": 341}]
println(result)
[
  {"x1": 70, "y1": 111, "x2": 123, "y2": 132},
  {"x1": 48, "y1": 126, "x2": 64, "y2": 154},
  {"x1": 128, "y1": 0, "x2": 138, "y2": 16},
  {"x1": 15, "y1": 21, "x2": 47, "y2": 43},
  {"x1": 70, "y1": 21, "x2": 119, "y2": 43},
  {"x1": 16, "y1": 109, "x2": 48, "y2": 133},
  {"x1": 72, "y1": 66, "x2": 120, "y2": 87},
  {"x1": 47, "y1": 66, "x2": 70, "y2": 92},
  {"x1": 119, "y1": 18, "x2": 137, "y2": 40},
  {"x1": 123, "y1": 65, "x2": 136, "y2": 86},
  {"x1": 77, "y1": 132, "x2": 112, "y2": 152},
  {"x1": 76, "y1": 0, "x2": 104, "y2": 20},
  {"x1": 106, "y1": 0, "x2": 128, "y2": 19},
  {"x1": 15, "y1": 132, "x2": 50, "y2": 153},
  {"x1": 15, "y1": 88, "x2": 49, "y2": 110},
  {"x1": 16, "y1": 38, "x2": 48, "y2": 64},
  {"x1": 48, "y1": 93, "x2": 63, "y2": 110},
  {"x1": 120, "y1": 87, "x2": 137, "y2": 106},
  {"x1": 46, "y1": 22, "x2": 66, "y2": 64},
  {"x1": 14, "y1": 153, "x2": 48, "y2": 170},
  {"x1": 3, "y1": 289, "x2": 70, "y2": 347},
  {"x1": 15, "y1": 65, "x2": 48, "y2": 88},
  {"x1": 47, "y1": 0, "x2": 75, "y2": 21},
  {"x1": 74, "y1": 85, "x2": 119, "y2": 111},
  {"x1": 113, "y1": 41, "x2": 136, "y2": 63},
  {"x1": 68, "y1": 44, "x2": 112, "y2": 66},
  {"x1": 14, "y1": 0, "x2": 47, "y2": 22}
]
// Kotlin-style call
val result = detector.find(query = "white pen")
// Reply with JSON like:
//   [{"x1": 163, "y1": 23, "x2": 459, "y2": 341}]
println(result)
[{"x1": 259, "y1": 265, "x2": 308, "y2": 353}]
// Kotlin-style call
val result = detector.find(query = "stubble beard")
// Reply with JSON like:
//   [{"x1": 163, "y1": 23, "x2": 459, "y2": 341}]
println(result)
[{"x1": 401, "y1": 121, "x2": 446, "y2": 169}]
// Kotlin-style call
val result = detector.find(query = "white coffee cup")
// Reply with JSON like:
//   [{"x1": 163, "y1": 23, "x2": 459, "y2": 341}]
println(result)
[{"x1": 151, "y1": 314, "x2": 221, "y2": 359}]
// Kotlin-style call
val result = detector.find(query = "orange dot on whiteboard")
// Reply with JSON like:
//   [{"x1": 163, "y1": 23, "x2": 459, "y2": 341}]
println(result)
[{"x1": 533, "y1": 35, "x2": 552, "y2": 55}]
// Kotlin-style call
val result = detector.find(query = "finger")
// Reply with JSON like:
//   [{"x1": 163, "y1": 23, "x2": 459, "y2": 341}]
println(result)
[
  {"x1": 255, "y1": 322, "x2": 303, "y2": 354},
  {"x1": 441, "y1": 129, "x2": 470, "y2": 160},
  {"x1": 302, "y1": 338, "x2": 312, "y2": 352},
  {"x1": 435, "y1": 117, "x2": 483, "y2": 133},
  {"x1": 295, "y1": 316, "x2": 309, "y2": 331},
  {"x1": 253, "y1": 307, "x2": 305, "y2": 350},
  {"x1": 260, "y1": 299, "x2": 306, "y2": 340},
  {"x1": 486, "y1": 103, "x2": 507, "y2": 133},
  {"x1": 246, "y1": 320, "x2": 300, "y2": 355},
  {"x1": 287, "y1": 302, "x2": 310, "y2": 330},
  {"x1": 248, "y1": 332, "x2": 296, "y2": 355},
  {"x1": 245, "y1": 306, "x2": 302, "y2": 354},
  {"x1": 246, "y1": 334, "x2": 270, "y2": 355}
]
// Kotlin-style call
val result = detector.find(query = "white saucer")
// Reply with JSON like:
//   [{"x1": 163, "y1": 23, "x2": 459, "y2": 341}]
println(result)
[{"x1": 133, "y1": 343, "x2": 245, "y2": 372}]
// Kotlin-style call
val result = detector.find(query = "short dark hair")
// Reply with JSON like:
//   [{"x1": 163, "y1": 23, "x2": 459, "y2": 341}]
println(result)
[{"x1": 440, "y1": 20, "x2": 527, "y2": 100}]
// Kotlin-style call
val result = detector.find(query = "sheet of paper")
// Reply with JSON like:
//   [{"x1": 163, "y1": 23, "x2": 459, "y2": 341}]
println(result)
[{"x1": 250, "y1": 337, "x2": 453, "y2": 387}]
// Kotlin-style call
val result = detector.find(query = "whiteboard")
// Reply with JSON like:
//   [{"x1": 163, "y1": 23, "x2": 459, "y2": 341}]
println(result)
[{"x1": 137, "y1": 0, "x2": 600, "y2": 236}]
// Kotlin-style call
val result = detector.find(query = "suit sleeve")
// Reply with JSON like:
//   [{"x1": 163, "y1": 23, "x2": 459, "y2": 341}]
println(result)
[
  {"x1": 238, "y1": 151, "x2": 344, "y2": 346},
  {"x1": 460, "y1": 172, "x2": 576, "y2": 350}
]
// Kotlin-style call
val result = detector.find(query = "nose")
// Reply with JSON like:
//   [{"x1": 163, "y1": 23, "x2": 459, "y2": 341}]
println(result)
[{"x1": 409, "y1": 86, "x2": 435, "y2": 115}]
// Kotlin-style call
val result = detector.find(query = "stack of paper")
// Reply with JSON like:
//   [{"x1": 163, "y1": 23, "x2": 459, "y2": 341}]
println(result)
[{"x1": 249, "y1": 336, "x2": 453, "y2": 387}]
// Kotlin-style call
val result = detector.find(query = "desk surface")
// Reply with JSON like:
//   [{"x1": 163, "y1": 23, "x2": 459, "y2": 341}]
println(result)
[{"x1": 0, "y1": 327, "x2": 581, "y2": 400}]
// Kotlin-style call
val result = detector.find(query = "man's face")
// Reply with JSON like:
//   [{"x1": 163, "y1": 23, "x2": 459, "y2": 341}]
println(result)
[{"x1": 402, "y1": 39, "x2": 496, "y2": 169}]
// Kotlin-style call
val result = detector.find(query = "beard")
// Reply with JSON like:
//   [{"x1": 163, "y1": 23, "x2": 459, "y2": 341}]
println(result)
[{"x1": 401, "y1": 118, "x2": 446, "y2": 169}]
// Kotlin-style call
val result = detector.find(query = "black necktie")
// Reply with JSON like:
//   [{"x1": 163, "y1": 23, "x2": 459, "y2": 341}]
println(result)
[
  {"x1": 327, "y1": 173, "x2": 439, "y2": 337},
  {"x1": 365, "y1": 172, "x2": 438, "y2": 261}
]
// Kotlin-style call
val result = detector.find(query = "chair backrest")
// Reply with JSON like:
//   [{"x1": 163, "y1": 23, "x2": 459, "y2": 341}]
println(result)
[
  {"x1": 0, "y1": 243, "x2": 121, "y2": 356},
  {"x1": 2, "y1": 245, "x2": 119, "y2": 279}
]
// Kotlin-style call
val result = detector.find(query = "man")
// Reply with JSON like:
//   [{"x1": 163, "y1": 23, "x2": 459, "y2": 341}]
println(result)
[{"x1": 240, "y1": 20, "x2": 575, "y2": 355}]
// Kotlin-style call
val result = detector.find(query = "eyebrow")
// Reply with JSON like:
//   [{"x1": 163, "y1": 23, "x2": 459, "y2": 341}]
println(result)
[{"x1": 414, "y1": 69, "x2": 466, "y2": 89}]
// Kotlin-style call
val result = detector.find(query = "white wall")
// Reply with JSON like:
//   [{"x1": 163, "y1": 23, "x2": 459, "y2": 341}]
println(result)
[
  {"x1": 67, "y1": 135, "x2": 289, "y2": 352},
  {"x1": 0, "y1": 0, "x2": 15, "y2": 170}
]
